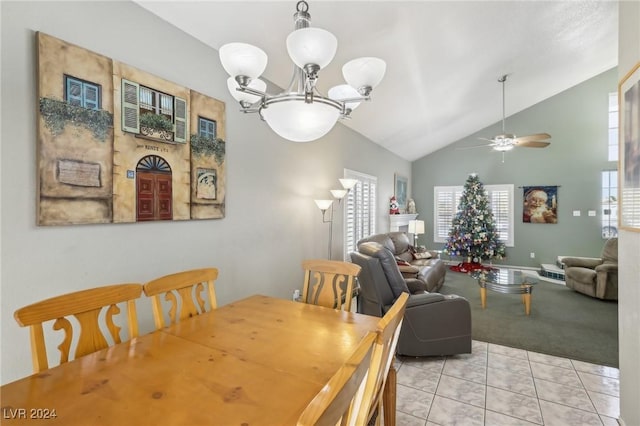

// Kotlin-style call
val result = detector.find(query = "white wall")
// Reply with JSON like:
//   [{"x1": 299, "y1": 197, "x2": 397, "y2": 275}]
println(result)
[
  {"x1": 0, "y1": 1, "x2": 410, "y2": 384},
  {"x1": 617, "y1": 2, "x2": 640, "y2": 425}
]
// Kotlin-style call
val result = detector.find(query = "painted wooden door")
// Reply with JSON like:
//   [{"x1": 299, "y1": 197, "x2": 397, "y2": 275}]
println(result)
[{"x1": 136, "y1": 172, "x2": 172, "y2": 221}]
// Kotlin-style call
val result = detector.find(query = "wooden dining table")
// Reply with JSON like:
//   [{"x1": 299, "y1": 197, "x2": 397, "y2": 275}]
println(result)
[{"x1": 0, "y1": 295, "x2": 388, "y2": 425}]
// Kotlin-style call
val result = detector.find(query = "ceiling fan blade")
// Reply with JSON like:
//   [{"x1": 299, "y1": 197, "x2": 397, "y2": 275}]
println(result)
[
  {"x1": 515, "y1": 140, "x2": 551, "y2": 148},
  {"x1": 514, "y1": 133, "x2": 551, "y2": 143},
  {"x1": 457, "y1": 144, "x2": 494, "y2": 150}
]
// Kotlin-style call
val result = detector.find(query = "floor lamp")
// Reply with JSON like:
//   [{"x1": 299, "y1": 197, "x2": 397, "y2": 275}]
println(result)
[
  {"x1": 408, "y1": 219, "x2": 425, "y2": 248},
  {"x1": 314, "y1": 178, "x2": 358, "y2": 259}
]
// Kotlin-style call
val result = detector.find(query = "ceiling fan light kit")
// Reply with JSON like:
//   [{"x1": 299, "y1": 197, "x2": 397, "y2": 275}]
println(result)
[
  {"x1": 464, "y1": 74, "x2": 552, "y2": 160},
  {"x1": 219, "y1": 0, "x2": 386, "y2": 143}
]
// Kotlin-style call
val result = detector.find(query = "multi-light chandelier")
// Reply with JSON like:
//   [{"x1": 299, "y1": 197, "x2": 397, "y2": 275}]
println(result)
[{"x1": 218, "y1": 0, "x2": 386, "y2": 143}]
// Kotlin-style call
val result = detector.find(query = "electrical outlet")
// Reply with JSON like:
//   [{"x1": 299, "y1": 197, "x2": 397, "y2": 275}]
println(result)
[
  {"x1": 292, "y1": 289, "x2": 301, "y2": 302},
  {"x1": 530, "y1": 252, "x2": 535, "y2": 259}
]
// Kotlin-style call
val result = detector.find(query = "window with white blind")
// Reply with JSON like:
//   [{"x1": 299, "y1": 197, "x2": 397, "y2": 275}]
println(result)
[
  {"x1": 608, "y1": 92, "x2": 619, "y2": 162},
  {"x1": 343, "y1": 170, "x2": 377, "y2": 260},
  {"x1": 433, "y1": 184, "x2": 514, "y2": 246}
]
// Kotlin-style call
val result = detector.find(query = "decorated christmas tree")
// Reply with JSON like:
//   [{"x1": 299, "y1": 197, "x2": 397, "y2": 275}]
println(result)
[{"x1": 444, "y1": 173, "x2": 506, "y2": 266}]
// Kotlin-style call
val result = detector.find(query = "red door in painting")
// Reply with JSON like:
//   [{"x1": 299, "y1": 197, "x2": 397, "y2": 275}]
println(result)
[{"x1": 136, "y1": 156, "x2": 172, "y2": 221}]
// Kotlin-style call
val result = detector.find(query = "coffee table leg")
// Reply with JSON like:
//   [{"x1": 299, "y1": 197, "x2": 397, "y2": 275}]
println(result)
[
  {"x1": 480, "y1": 287, "x2": 487, "y2": 309},
  {"x1": 524, "y1": 293, "x2": 531, "y2": 315}
]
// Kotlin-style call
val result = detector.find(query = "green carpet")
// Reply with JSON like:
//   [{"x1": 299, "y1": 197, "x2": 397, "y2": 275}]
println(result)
[{"x1": 439, "y1": 270, "x2": 619, "y2": 367}]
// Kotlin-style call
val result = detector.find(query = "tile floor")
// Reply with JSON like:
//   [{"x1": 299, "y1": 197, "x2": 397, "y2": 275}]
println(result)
[{"x1": 394, "y1": 340, "x2": 620, "y2": 425}]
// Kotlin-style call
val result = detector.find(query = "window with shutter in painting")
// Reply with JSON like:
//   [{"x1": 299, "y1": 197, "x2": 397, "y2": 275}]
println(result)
[
  {"x1": 198, "y1": 117, "x2": 217, "y2": 140},
  {"x1": 121, "y1": 79, "x2": 187, "y2": 143},
  {"x1": 121, "y1": 79, "x2": 140, "y2": 133},
  {"x1": 139, "y1": 86, "x2": 173, "y2": 122},
  {"x1": 434, "y1": 184, "x2": 514, "y2": 246},
  {"x1": 342, "y1": 169, "x2": 377, "y2": 261},
  {"x1": 65, "y1": 76, "x2": 100, "y2": 110}
]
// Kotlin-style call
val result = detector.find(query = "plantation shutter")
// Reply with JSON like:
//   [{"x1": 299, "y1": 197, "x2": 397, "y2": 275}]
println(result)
[
  {"x1": 121, "y1": 79, "x2": 140, "y2": 133},
  {"x1": 83, "y1": 84, "x2": 99, "y2": 110},
  {"x1": 433, "y1": 186, "x2": 463, "y2": 243},
  {"x1": 486, "y1": 185, "x2": 514, "y2": 246},
  {"x1": 343, "y1": 170, "x2": 377, "y2": 260},
  {"x1": 173, "y1": 96, "x2": 187, "y2": 143},
  {"x1": 434, "y1": 184, "x2": 513, "y2": 246}
]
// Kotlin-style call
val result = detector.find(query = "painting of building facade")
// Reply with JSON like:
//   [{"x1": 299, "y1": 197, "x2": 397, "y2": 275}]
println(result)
[{"x1": 37, "y1": 32, "x2": 226, "y2": 225}]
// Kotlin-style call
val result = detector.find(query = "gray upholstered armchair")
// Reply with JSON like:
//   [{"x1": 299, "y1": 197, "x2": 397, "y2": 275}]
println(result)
[
  {"x1": 562, "y1": 238, "x2": 618, "y2": 300},
  {"x1": 350, "y1": 241, "x2": 471, "y2": 357}
]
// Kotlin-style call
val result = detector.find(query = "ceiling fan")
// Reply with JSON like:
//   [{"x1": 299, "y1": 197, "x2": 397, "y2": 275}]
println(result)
[{"x1": 464, "y1": 75, "x2": 551, "y2": 159}]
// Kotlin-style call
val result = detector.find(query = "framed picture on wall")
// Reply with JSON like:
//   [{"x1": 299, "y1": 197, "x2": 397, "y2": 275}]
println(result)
[
  {"x1": 394, "y1": 173, "x2": 408, "y2": 211},
  {"x1": 619, "y1": 61, "x2": 640, "y2": 232}
]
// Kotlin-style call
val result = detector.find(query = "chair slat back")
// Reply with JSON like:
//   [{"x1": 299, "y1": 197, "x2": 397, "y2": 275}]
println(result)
[
  {"x1": 143, "y1": 268, "x2": 219, "y2": 330},
  {"x1": 14, "y1": 283, "x2": 143, "y2": 373},
  {"x1": 302, "y1": 260, "x2": 361, "y2": 311},
  {"x1": 297, "y1": 332, "x2": 376, "y2": 426},
  {"x1": 356, "y1": 292, "x2": 409, "y2": 425}
]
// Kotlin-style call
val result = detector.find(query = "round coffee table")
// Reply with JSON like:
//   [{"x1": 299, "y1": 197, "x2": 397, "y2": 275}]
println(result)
[{"x1": 471, "y1": 268, "x2": 538, "y2": 315}]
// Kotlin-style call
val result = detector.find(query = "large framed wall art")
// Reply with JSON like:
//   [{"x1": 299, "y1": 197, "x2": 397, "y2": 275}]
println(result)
[
  {"x1": 394, "y1": 173, "x2": 408, "y2": 212},
  {"x1": 619, "y1": 61, "x2": 640, "y2": 232},
  {"x1": 37, "y1": 32, "x2": 227, "y2": 226}
]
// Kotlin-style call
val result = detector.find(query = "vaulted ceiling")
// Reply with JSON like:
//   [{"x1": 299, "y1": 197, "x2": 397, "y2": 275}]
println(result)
[{"x1": 135, "y1": 0, "x2": 618, "y2": 161}]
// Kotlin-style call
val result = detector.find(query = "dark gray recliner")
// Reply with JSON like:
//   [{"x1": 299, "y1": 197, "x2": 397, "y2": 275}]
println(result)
[{"x1": 351, "y1": 242, "x2": 472, "y2": 357}]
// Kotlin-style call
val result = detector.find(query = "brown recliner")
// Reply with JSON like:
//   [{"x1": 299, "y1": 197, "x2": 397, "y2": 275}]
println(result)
[
  {"x1": 350, "y1": 242, "x2": 472, "y2": 357},
  {"x1": 562, "y1": 238, "x2": 618, "y2": 300}
]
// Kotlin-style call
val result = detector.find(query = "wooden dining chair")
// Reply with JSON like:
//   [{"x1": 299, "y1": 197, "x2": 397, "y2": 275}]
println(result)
[
  {"x1": 143, "y1": 267, "x2": 219, "y2": 330},
  {"x1": 14, "y1": 283, "x2": 143, "y2": 373},
  {"x1": 301, "y1": 259, "x2": 361, "y2": 311},
  {"x1": 356, "y1": 292, "x2": 409, "y2": 426},
  {"x1": 297, "y1": 332, "x2": 377, "y2": 426}
]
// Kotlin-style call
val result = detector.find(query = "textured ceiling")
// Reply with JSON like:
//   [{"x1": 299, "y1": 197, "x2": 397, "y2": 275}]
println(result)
[{"x1": 135, "y1": 0, "x2": 618, "y2": 161}]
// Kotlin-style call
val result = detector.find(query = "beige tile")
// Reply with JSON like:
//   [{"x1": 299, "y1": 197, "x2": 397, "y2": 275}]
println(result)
[
  {"x1": 588, "y1": 390, "x2": 620, "y2": 418},
  {"x1": 391, "y1": 339, "x2": 619, "y2": 426},
  {"x1": 396, "y1": 364, "x2": 441, "y2": 394},
  {"x1": 486, "y1": 386, "x2": 543, "y2": 424},
  {"x1": 487, "y1": 366, "x2": 536, "y2": 397},
  {"x1": 488, "y1": 352, "x2": 532, "y2": 376},
  {"x1": 579, "y1": 371, "x2": 620, "y2": 397},
  {"x1": 571, "y1": 359, "x2": 619, "y2": 379},
  {"x1": 471, "y1": 339, "x2": 489, "y2": 353},
  {"x1": 447, "y1": 349, "x2": 487, "y2": 367},
  {"x1": 443, "y1": 357, "x2": 487, "y2": 384},
  {"x1": 395, "y1": 410, "x2": 428, "y2": 426},
  {"x1": 530, "y1": 361, "x2": 582, "y2": 388},
  {"x1": 396, "y1": 383, "x2": 433, "y2": 420},
  {"x1": 527, "y1": 351, "x2": 573, "y2": 369},
  {"x1": 398, "y1": 356, "x2": 445, "y2": 374},
  {"x1": 485, "y1": 410, "x2": 541, "y2": 425},
  {"x1": 534, "y1": 377, "x2": 596, "y2": 412},
  {"x1": 489, "y1": 343, "x2": 529, "y2": 360},
  {"x1": 539, "y1": 400, "x2": 603, "y2": 426},
  {"x1": 428, "y1": 395, "x2": 484, "y2": 426},
  {"x1": 600, "y1": 414, "x2": 620, "y2": 426},
  {"x1": 436, "y1": 374, "x2": 486, "y2": 407}
]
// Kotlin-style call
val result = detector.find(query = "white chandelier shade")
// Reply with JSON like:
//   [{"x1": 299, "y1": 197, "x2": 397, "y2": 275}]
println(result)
[
  {"x1": 226, "y1": 77, "x2": 266, "y2": 105},
  {"x1": 286, "y1": 28, "x2": 337, "y2": 70},
  {"x1": 342, "y1": 57, "x2": 386, "y2": 95},
  {"x1": 219, "y1": 43, "x2": 268, "y2": 79},
  {"x1": 328, "y1": 84, "x2": 361, "y2": 112},
  {"x1": 262, "y1": 99, "x2": 340, "y2": 143},
  {"x1": 218, "y1": 1, "x2": 385, "y2": 143}
]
